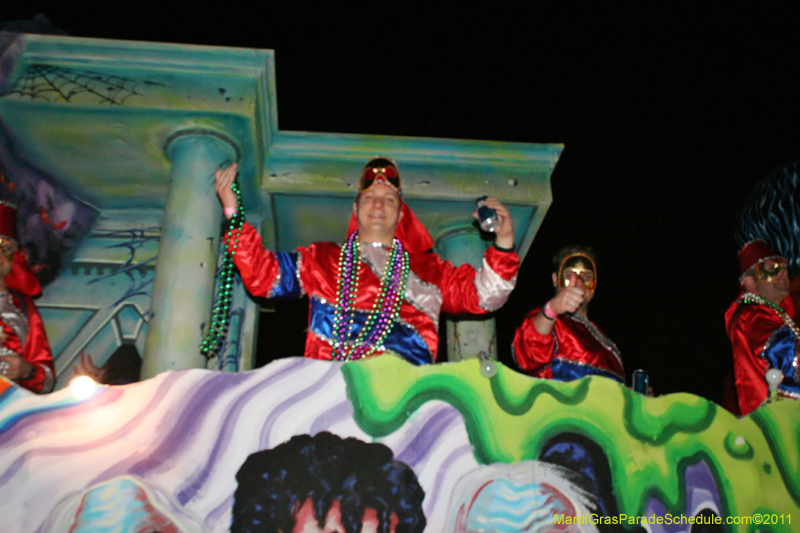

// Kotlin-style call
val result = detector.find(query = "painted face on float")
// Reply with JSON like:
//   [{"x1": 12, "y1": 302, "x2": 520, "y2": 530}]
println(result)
[
  {"x1": 752, "y1": 259, "x2": 788, "y2": 282},
  {"x1": 292, "y1": 498, "x2": 395, "y2": 533},
  {"x1": 557, "y1": 254, "x2": 597, "y2": 292}
]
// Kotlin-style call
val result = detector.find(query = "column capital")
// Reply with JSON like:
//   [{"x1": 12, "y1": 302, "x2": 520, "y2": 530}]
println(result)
[
  {"x1": 164, "y1": 128, "x2": 241, "y2": 162},
  {"x1": 434, "y1": 223, "x2": 490, "y2": 270}
]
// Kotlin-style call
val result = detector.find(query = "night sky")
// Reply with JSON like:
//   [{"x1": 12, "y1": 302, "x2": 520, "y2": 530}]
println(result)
[{"x1": 5, "y1": 3, "x2": 800, "y2": 403}]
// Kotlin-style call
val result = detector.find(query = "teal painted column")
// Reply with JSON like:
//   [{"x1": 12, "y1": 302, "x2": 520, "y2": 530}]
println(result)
[
  {"x1": 435, "y1": 226, "x2": 498, "y2": 362},
  {"x1": 141, "y1": 131, "x2": 239, "y2": 378}
]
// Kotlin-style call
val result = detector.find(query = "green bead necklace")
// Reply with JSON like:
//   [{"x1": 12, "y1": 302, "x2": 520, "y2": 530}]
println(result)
[{"x1": 200, "y1": 180, "x2": 245, "y2": 360}]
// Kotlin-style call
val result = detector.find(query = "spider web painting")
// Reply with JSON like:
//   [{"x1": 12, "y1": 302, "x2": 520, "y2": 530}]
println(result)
[{"x1": 5, "y1": 64, "x2": 147, "y2": 105}]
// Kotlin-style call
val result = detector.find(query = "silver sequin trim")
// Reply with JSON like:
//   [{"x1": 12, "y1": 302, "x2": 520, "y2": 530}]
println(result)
[
  {"x1": 0, "y1": 290, "x2": 27, "y2": 347},
  {"x1": 0, "y1": 346, "x2": 19, "y2": 358},
  {"x1": 360, "y1": 245, "x2": 442, "y2": 326},
  {"x1": 566, "y1": 313, "x2": 624, "y2": 374},
  {"x1": 474, "y1": 258, "x2": 516, "y2": 312}
]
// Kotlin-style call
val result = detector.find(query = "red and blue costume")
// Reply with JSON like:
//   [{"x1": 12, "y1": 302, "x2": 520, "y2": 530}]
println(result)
[
  {"x1": 1, "y1": 284, "x2": 55, "y2": 393},
  {"x1": 0, "y1": 200, "x2": 55, "y2": 394},
  {"x1": 725, "y1": 294, "x2": 799, "y2": 415},
  {"x1": 512, "y1": 309, "x2": 625, "y2": 383},
  {"x1": 229, "y1": 204, "x2": 519, "y2": 364}
]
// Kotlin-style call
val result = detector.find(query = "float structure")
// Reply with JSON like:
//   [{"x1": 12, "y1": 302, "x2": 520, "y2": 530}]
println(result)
[{"x1": 0, "y1": 32, "x2": 561, "y2": 381}]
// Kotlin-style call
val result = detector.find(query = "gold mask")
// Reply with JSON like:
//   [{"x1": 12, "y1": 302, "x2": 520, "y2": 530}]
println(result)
[
  {"x1": 754, "y1": 259, "x2": 787, "y2": 282},
  {"x1": 0, "y1": 238, "x2": 16, "y2": 260},
  {"x1": 558, "y1": 253, "x2": 597, "y2": 292}
]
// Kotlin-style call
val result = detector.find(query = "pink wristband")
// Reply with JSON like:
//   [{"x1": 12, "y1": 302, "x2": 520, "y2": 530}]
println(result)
[
  {"x1": 223, "y1": 207, "x2": 237, "y2": 217},
  {"x1": 542, "y1": 301, "x2": 557, "y2": 321}
]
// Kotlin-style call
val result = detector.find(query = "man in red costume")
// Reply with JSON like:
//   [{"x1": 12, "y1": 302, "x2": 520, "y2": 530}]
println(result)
[
  {"x1": 725, "y1": 239, "x2": 799, "y2": 416},
  {"x1": 512, "y1": 245, "x2": 624, "y2": 383},
  {"x1": 0, "y1": 201, "x2": 55, "y2": 393},
  {"x1": 214, "y1": 157, "x2": 519, "y2": 364}
]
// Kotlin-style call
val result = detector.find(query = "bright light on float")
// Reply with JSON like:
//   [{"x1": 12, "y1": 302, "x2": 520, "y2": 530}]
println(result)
[
  {"x1": 477, "y1": 351, "x2": 497, "y2": 379},
  {"x1": 70, "y1": 375, "x2": 98, "y2": 399}
]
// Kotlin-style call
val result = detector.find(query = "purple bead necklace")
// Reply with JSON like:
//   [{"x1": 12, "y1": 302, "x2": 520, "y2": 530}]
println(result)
[{"x1": 331, "y1": 231, "x2": 410, "y2": 361}]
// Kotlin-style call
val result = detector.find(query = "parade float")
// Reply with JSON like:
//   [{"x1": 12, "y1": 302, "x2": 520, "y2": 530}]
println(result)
[{"x1": 0, "y1": 32, "x2": 797, "y2": 532}]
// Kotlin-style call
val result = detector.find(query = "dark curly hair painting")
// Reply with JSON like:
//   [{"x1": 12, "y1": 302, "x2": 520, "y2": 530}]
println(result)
[{"x1": 231, "y1": 432, "x2": 426, "y2": 533}]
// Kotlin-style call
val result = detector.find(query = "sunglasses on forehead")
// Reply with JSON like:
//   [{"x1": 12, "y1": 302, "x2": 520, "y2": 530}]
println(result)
[{"x1": 360, "y1": 164, "x2": 401, "y2": 192}]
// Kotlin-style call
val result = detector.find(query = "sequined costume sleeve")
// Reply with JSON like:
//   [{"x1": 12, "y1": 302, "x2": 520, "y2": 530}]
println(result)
[
  {"x1": 511, "y1": 308, "x2": 555, "y2": 376},
  {"x1": 228, "y1": 222, "x2": 301, "y2": 299},
  {"x1": 426, "y1": 246, "x2": 519, "y2": 315},
  {"x1": 3, "y1": 291, "x2": 55, "y2": 394},
  {"x1": 725, "y1": 296, "x2": 800, "y2": 416},
  {"x1": 512, "y1": 307, "x2": 625, "y2": 383},
  {"x1": 227, "y1": 223, "x2": 344, "y2": 361}
]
